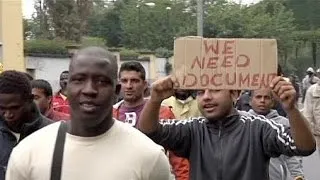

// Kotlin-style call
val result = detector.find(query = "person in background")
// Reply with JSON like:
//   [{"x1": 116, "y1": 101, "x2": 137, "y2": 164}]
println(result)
[
  {"x1": 316, "y1": 68, "x2": 320, "y2": 79},
  {"x1": 248, "y1": 88, "x2": 305, "y2": 180},
  {"x1": 52, "y1": 71, "x2": 70, "y2": 114},
  {"x1": 235, "y1": 90, "x2": 251, "y2": 111},
  {"x1": 6, "y1": 47, "x2": 171, "y2": 180},
  {"x1": 0, "y1": 71, "x2": 52, "y2": 180},
  {"x1": 113, "y1": 61, "x2": 188, "y2": 180},
  {"x1": 31, "y1": 79, "x2": 70, "y2": 121},
  {"x1": 163, "y1": 89, "x2": 202, "y2": 119},
  {"x1": 304, "y1": 78, "x2": 320, "y2": 157},
  {"x1": 162, "y1": 89, "x2": 202, "y2": 180},
  {"x1": 302, "y1": 67, "x2": 319, "y2": 103}
]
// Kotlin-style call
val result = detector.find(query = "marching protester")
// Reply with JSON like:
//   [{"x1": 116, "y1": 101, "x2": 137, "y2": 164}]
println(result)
[
  {"x1": 248, "y1": 88, "x2": 305, "y2": 180},
  {"x1": 304, "y1": 77, "x2": 320, "y2": 157},
  {"x1": 52, "y1": 71, "x2": 70, "y2": 114},
  {"x1": 0, "y1": 71, "x2": 52, "y2": 180},
  {"x1": 138, "y1": 76, "x2": 316, "y2": 180},
  {"x1": 6, "y1": 47, "x2": 171, "y2": 180},
  {"x1": 162, "y1": 89, "x2": 202, "y2": 119},
  {"x1": 31, "y1": 79, "x2": 70, "y2": 121},
  {"x1": 302, "y1": 67, "x2": 319, "y2": 103},
  {"x1": 113, "y1": 61, "x2": 188, "y2": 180},
  {"x1": 162, "y1": 89, "x2": 202, "y2": 180}
]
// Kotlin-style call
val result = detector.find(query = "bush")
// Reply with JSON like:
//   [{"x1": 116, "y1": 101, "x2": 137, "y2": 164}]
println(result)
[
  {"x1": 120, "y1": 48, "x2": 139, "y2": 57},
  {"x1": 81, "y1": 36, "x2": 106, "y2": 47},
  {"x1": 155, "y1": 47, "x2": 173, "y2": 58},
  {"x1": 24, "y1": 39, "x2": 69, "y2": 55}
]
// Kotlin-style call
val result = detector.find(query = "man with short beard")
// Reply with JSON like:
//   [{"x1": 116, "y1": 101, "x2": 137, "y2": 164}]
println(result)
[
  {"x1": 248, "y1": 88, "x2": 305, "y2": 180},
  {"x1": 113, "y1": 61, "x2": 189, "y2": 180},
  {"x1": 163, "y1": 90, "x2": 202, "y2": 119},
  {"x1": 138, "y1": 76, "x2": 316, "y2": 180}
]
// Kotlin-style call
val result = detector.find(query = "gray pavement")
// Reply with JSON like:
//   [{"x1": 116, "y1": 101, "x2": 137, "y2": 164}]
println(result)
[
  {"x1": 297, "y1": 100, "x2": 320, "y2": 180},
  {"x1": 302, "y1": 150, "x2": 320, "y2": 180}
]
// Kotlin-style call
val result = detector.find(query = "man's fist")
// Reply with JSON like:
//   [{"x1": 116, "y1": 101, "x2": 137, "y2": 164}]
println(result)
[
  {"x1": 150, "y1": 76, "x2": 177, "y2": 103},
  {"x1": 270, "y1": 76, "x2": 297, "y2": 111}
]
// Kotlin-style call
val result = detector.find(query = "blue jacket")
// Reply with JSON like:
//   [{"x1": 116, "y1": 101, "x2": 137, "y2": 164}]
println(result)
[{"x1": 0, "y1": 104, "x2": 52, "y2": 180}]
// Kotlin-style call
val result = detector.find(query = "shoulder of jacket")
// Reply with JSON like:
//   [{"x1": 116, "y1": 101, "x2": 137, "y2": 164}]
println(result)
[{"x1": 160, "y1": 117, "x2": 205, "y2": 125}]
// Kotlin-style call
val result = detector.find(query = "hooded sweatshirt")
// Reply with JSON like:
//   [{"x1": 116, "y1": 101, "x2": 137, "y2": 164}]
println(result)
[
  {"x1": 0, "y1": 103, "x2": 52, "y2": 180},
  {"x1": 248, "y1": 109, "x2": 304, "y2": 180}
]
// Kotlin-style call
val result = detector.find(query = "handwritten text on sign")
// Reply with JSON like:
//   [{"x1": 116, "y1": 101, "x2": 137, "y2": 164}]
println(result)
[{"x1": 173, "y1": 37, "x2": 278, "y2": 90}]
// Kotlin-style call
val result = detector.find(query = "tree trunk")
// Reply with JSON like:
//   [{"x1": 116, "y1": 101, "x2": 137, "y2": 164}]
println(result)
[{"x1": 312, "y1": 42, "x2": 317, "y2": 67}]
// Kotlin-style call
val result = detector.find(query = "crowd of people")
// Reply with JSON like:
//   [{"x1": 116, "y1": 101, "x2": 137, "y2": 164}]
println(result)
[{"x1": 0, "y1": 46, "x2": 318, "y2": 180}]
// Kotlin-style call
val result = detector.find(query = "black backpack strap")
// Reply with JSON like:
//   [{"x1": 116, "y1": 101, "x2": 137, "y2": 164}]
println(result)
[{"x1": 50, "y1": 122, "x2": 68, "y2": 180}]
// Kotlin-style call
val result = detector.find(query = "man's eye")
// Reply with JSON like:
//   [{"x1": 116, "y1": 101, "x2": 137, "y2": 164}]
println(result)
[
  {"x1": 97, "y1": 79, "x2": 111, "y2": 85},
  {"x1": 72, "y1": 78, "x2": 84, "y2": 83},
  {"x1": 197, "y1": 90, "x2": 205, "y2": 95}
]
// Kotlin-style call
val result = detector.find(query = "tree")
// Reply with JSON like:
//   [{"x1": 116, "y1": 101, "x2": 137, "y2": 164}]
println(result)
[
  {"x1": 23, "y1": 19, "x2": 32, "y2": 40},
  {"x1": 286, "y1": 0, "x2": 320, "y2": 73}
]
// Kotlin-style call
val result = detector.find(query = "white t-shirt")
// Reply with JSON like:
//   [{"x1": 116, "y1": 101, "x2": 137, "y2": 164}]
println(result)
[{"x1": 6, "y1": 120, "x2": 171, "y2": 180}]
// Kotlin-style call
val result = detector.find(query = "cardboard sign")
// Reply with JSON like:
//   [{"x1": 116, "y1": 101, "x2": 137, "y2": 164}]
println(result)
[{"x1": 173, "y1": 37, "x2": 278, "y2": 90}]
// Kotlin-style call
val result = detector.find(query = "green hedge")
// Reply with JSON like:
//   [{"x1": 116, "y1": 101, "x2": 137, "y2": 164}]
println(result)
[
  {"x1": 24, "y1": 39, "x2": 162, "y2": 58},
  {"x1": 24, "y1": 39, "x2": 69, "y2": 56},
  {"x1": 119, "y1": 48, "x2": 139, "y2": 57}
]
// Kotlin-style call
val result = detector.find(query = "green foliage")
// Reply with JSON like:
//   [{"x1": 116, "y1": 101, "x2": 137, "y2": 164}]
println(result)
[
  {"x1": 23, "y1": 19, "x2": 32, "y2": 40},
  {"x1": 155, "y1": 47, "x2": 172, "y2": 58},
  {"x1": 81, "y1": 37, "x2": 106, "y2": 47},
  {"x1": 119, "y1": 49, "x2": 140, "y2": 57},
  {"x1": 24, "y1": 39, "x2": 69, "y2": 55},
  {"x1": 26, "y1": 0, "x2": 320, "y2": 79}
]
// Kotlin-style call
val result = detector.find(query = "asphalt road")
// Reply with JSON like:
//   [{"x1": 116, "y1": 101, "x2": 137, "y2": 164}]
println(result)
[
  {"x1": 302, "y1": 150, "x2": 320, "y2": 180},
  {"x1": 297, "y1": 100, "x2": 320, "y2": 180}
]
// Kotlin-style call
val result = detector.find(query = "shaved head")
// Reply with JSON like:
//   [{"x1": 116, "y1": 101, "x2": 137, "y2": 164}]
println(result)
[{"x1": 71, "y1": 46, "x2": 118, "y2": 80}]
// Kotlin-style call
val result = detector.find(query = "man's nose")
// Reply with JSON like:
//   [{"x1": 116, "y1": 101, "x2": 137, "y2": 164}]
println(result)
[
  {"x1": 4, "y1": 110, "x2": 13, "y2": 119},
  {"x1": 82, "y1": 81, "x2": 98, "y2": 96},
  {"x1": 202, "y1": 89, "x2": 213, "y2": 100},
  {"x1": 124, "y1": 81, "x2": 133, "y2": 88}
]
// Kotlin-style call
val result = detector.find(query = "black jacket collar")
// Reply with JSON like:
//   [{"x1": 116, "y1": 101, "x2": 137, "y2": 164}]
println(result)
[
  {"x1": 205, "y1": 109, "x2": 241, "y2": 135},
  {"x1": 0, "y1": 103, "x2": 52, "y2": 141}
]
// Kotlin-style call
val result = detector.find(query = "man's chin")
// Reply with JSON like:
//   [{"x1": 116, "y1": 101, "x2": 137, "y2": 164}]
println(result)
[{"x1": 5, "y1": 120, "x2": 22, "y2": 131}]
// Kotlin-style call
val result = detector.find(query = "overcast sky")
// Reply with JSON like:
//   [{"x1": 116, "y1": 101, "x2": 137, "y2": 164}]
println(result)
[{"x1": 22, "y1": 0, "x2": 261, "y2": 19}]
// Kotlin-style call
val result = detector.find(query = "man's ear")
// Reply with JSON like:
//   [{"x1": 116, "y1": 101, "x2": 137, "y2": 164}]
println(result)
[
  {"x1": 115, "y1": 84, "x2": 121, "y2": 95},
  {"x1": 48, "y1": 96, "x2": 53, "y2": 105}
]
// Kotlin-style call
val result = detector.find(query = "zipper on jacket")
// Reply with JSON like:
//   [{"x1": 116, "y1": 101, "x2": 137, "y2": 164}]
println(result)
[
  {"x1": 218, "y1": 121, "x2": 222, "y2": 137},
  {"x1": 217, "y1": 121, "x2": 223, "y2": 179}
]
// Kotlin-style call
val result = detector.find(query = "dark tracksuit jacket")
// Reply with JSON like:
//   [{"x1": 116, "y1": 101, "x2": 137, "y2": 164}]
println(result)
[
  {"x1": 147, "y1": 109, "x2": 315, "y2": 180},
  {"x1": 0, "y1": 103, "x2": 52, "y2": 180}
]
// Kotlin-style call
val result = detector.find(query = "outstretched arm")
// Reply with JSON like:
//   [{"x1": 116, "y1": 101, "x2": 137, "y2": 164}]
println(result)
[
  {"x1": 139, "y1": 76, "x2": 175, "y2": 134},
  {"x1": 270, "y1": 77, "x2": 316, "y2": 151}
]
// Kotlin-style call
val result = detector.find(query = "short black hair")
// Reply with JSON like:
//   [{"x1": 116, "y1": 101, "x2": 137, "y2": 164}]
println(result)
[
  {"x1": 23, "y1": 72, "x2": 34, "y2": 81},
  {"x1": 71, "y1": 46, "x2": 118, "y2": 80},
  {"x1": 31, "y1": 79, "x2": 53, "y2": 97},
  {"x1": 119, "y1": 61, "x2": 146, "y2": 80},
  {"x1": 0, "y1": 70, "x2": 32, "y2": 100},
  {"x1": 60, "y1": 71, "x2": 69, "y2": 75}
]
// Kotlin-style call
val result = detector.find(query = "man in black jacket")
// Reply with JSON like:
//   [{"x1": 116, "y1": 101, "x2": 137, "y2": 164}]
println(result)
[
  {"x1": 138, "y1": 76, "x2": 316, "y2": 180},
  {"x1": 0, "y1": 71, "x2": 52, "y2": 180}
]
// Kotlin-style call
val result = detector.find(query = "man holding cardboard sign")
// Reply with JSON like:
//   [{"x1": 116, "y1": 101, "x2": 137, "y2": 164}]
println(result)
[{"x1": 137, "y1": 37, "x2": 316, "y2": 180}]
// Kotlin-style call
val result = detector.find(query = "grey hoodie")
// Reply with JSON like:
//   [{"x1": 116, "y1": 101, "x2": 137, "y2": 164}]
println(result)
[{"x1": 248, "y1": 109, "x2": 304, "y2": 180}]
